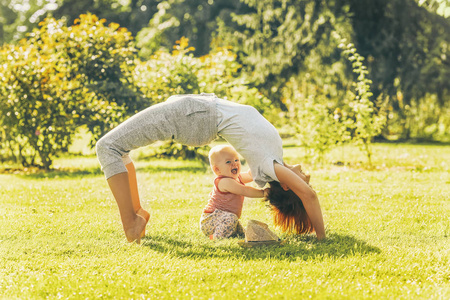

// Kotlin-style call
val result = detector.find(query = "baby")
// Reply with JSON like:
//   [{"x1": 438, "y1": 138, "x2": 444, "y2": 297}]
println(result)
[{"x1": 200, "y1": 145, "x2": 268, "y2": 239}]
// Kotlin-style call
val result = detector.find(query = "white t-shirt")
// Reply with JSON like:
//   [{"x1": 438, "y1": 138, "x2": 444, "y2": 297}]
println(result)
[{"x1": 215, "y1": 97, "x2": 283, "y2": 187}]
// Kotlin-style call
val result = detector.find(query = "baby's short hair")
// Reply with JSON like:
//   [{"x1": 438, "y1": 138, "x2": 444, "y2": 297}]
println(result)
[{"x1": 208, "y1": 145, "x2": 236, "y2": 166}]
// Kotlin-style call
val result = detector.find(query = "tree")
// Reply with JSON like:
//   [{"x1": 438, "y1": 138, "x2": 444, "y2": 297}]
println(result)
[
  {"x1": 52, "y1": 0, "x2": 160, "y2": 36},
  {"x1": 0, "y1": 0, "x2": 59, "y2": 45},
  {"x1": 135, "y1": 0, "x2": 248, "y2": 58},
  {"x1": 218, "y1": 0, "x2": 449, "y2": 140},
  {"x1": 0, "y1": 0, "x2": 158, "y2": 45},
  {"x1": 216, "y1": 0, "x2": 349, "y2": 107},
  {"x1": 346, "y1": 0, "x2": 450, "y2": 139}
]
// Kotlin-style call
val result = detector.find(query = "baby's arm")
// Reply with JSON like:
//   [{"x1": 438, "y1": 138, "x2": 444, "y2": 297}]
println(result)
[{"x1": 218, "y1": 178, "x2": 267, "y2": 198}]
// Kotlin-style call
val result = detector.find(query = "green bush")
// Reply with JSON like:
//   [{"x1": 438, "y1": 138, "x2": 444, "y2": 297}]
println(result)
[
  {"x1": 0, "y1": 14, "x2": 142, "y2": 169},
  {"x1": 0, "y1": 32, "x2": 78, "y2": 169},
  {"x1": 134, "y1": 37, "x2": 280, "y2": 162},
  {"x1": 339, "y1": 41, "x2": 387, "y2": 166},
  {"x1": 196, "y1": 45, "x2": 279, "y2": 123},
  {"x1": 385, "y1": 93, "x2": 450, "y2": 142},
  {"x1": 135, "y1": 37, "x2": 200, "y2": 104},
  {"x1": 283, "y1": 78, "x2": 351, "y2": 163},
  {"x1": 63, "y1": 14, "x2": 145, "y2": 140},
  {"x1": 0, "y1": 17, "x2": 279, "y2": 169},
  {"x1": 282, "y1": 37, "x2": 387, "y2": 166}
]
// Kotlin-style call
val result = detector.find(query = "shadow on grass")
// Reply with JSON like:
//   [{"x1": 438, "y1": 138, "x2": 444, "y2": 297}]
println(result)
[
  {"x1": 142, "y1": 232, "x2": 381, "y2": 261},
  {"x1": 137, "y1": 163, "x2": 208, "y2": 174},
  {"x1": 5, "y1": 160, "x2": 208, "y2": 179},
  {"x1": 4, "y1": 166, "x2": 104, "y2": 179}
]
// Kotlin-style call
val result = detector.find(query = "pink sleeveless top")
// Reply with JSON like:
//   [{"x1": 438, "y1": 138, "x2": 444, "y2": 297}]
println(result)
[{"x1": 203, "y1": 175, "x2": 245, "y2": 218}]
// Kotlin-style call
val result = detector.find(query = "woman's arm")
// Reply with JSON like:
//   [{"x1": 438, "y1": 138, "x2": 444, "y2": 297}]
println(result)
[
  {"x1": 218, "y1": 178, "x2": 266, "y2": 198},
  {"x1": 273, "y1": 163, "x2": 326, "y2": 240},
  {"x1": 239, "y1": 170, "x2": 254, "y2": 184}
]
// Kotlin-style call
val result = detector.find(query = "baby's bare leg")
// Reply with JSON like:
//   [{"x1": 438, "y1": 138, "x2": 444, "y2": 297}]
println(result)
[
  {"x1": 107, "y1": 172, "x2": 147, "y2": 243},
  {"x1": 125, "y1": 162, "x2": 150, "y2": 238}
]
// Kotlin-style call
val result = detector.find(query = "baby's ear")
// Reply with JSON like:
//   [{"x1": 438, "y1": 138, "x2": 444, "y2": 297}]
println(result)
[{"x1": 212, "y1": 165, "x2": 221, "y2": 175}]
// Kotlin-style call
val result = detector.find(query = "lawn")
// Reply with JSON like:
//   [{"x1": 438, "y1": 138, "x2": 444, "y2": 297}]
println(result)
[{"x1": 1, "y1": 143, "x2": 449, "y2": 299}]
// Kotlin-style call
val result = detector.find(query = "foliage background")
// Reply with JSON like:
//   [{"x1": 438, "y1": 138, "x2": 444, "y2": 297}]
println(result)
[
  {"x1": 0, "y1": 2, "x2": 449, "y2": 298},
  {"x1": 0, "y1": 0, "x2": 449, "y2": 168}
]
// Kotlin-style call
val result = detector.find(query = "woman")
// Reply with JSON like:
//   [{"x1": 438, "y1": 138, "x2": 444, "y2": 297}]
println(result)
[{"x1": 96, "y1": 93, "x2": 325, "y2": 243}]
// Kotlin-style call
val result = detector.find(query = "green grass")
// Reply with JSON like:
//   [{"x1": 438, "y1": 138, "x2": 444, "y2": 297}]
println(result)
[{"x1": 1, "y1": 143, "x2": 449, "y2": 299}]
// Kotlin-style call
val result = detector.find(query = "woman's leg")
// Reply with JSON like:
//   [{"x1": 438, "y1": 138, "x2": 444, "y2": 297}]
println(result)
[
  {"x1": 125, "y1": 161, "x2": 150, "y2": 237},
  {"x1": 107, "y1": 172, "x2": 147, "y2": 243},
  {"x1": 97, "y1": 97, "x2": 217, "y2": 242},
  {"x1": 96, "y1": 103, "x2": 176, "y2": 243}
]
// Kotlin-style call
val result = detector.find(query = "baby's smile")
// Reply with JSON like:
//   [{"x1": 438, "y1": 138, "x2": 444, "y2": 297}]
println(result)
[{"x1": 231, "y1": 168, "x2": 238, "y2": 174}]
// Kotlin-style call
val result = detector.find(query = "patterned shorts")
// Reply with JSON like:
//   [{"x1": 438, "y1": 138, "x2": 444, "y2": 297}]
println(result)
[{"x1": 200, "y1": 209, "x2": 245, "y2": 239}]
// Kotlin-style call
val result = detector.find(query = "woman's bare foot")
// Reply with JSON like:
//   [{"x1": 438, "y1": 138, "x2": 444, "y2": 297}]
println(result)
[
  {"x1": 136, "y1": 208, "x2": 150, "y2": 238},
  {"x1": 124, "y1": 215, "x2": 147, "y2": 244}
]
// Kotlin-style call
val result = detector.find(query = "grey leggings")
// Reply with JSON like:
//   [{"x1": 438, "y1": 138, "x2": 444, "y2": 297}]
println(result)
[{"x1": 96, "y1": 95, "x2": 218, "y2": 179}]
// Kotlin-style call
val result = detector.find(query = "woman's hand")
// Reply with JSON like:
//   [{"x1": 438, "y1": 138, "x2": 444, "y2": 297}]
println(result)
[{"x1": 286, "y1": 163, "x2": 311, "y2": 184}]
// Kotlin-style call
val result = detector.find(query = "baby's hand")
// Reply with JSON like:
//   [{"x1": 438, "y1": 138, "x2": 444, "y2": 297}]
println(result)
[{"x1": 263, "y1": 188, "x2": 270, "y2": 198}]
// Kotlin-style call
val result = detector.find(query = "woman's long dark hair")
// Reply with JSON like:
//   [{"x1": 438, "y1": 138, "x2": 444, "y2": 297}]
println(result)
[{"x1": 265, "y1": 181, "x2": 314, "y2": 234}]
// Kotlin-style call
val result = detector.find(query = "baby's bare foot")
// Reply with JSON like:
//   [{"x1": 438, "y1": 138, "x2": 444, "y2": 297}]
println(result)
[
  {"x1": 124, "y1": 215, "x2": 147, "y2": 244},
  {"x1": 136, "y1": 208, "x2": 150, "y2": 238}
]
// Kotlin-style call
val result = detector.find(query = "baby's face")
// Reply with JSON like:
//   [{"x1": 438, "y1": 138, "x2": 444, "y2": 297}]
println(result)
[{"x1": 213, "y1": 148, "x2": 241, "y2": 179}]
